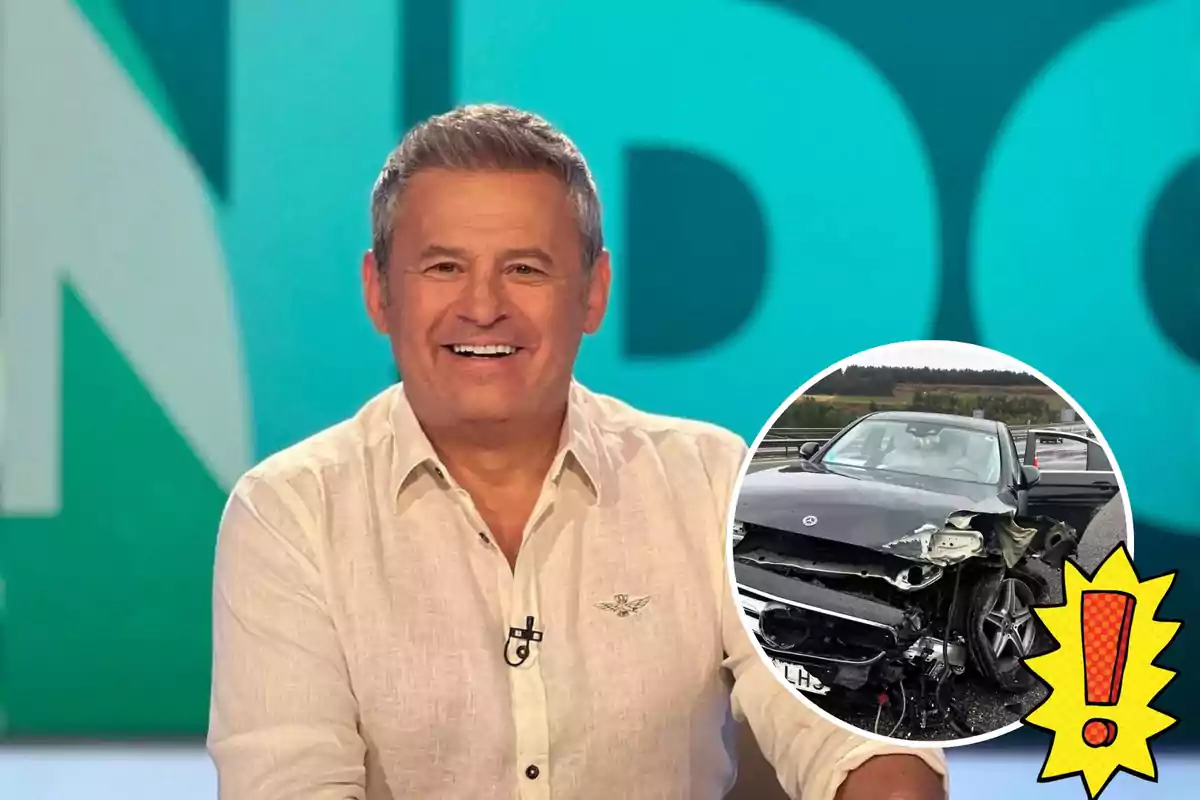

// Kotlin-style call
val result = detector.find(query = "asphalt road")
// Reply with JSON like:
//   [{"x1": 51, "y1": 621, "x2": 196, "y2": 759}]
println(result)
[
  {"x1": 736, "y1": 459, "x2": 1128, "y2": 742},
  {"x1": 1013, "y1": 438, "x2": 1089, "y2": 472},
  {"x1": 746, "y1": 457, "x2": 804, "y2": 475}
]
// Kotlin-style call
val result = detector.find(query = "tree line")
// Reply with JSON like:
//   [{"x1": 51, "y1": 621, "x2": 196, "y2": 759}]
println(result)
[
  {"x1": 776, "y1": 392, "x2": 1058, "y2": 429},
  {"x1": 808, "y1": 365, "x2": 1045, "y2": 397}
]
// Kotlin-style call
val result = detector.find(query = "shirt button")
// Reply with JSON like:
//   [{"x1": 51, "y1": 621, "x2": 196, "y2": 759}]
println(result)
[
  {"x1": 433, "y1": 466, "x2": 444, "y2": 479},
  {"x1": 478, "y1": 531, "x2": 490, "y2": 545},
  {"x1": 525, "y1": 764, "x2": 540, "y2": 780}
]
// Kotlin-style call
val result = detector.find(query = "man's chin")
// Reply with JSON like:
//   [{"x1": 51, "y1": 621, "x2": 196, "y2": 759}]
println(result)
[
  {"x1": 449, "y1": 405, "x2": 516, "y2": 424},
  {"x1": 442, "y1": 393, "x2": 525, "y2": 425}
]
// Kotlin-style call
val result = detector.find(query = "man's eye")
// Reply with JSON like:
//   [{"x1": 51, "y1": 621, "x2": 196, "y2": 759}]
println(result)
[
  {"x1": 509, "y1": 263, "x2": 543, "y2": 276},
  {"x1": 427, "y1": 262, "x2": 460, "y2": 274}
]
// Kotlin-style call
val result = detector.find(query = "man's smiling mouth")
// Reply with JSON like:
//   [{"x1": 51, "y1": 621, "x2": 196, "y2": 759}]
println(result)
[{"x1": 446, "y1": 344, "x2": 522, "y2": 358}]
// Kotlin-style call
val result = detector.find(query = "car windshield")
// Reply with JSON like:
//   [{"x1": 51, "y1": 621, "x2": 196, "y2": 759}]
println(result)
[{"x1": 820, "y1": 418, "x2": 1002, "y2": 485}]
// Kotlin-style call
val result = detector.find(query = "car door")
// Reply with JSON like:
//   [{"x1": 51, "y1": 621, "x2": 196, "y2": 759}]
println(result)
[{"x1": 1021, "y1": 429, "x2": 1119, "y2": 534}]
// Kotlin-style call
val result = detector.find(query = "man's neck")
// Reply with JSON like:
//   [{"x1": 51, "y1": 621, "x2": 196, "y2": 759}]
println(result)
[
  {"x1": 428, "y1": 415, "x2": 564, "y2": 491},
  {"x1": 421, "y1": 407, "x2": 568, "y2": 568}
]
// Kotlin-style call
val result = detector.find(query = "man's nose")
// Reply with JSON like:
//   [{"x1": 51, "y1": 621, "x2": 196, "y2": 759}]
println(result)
[{"x1": 457, "y1": 269, "x2": 506, "y2": 326}]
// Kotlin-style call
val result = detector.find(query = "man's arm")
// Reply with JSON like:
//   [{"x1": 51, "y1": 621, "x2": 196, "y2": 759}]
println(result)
[
  {"x1": 702, "y1": 431, "x2": 948, "y2": 800},
  {"x1": 208, "y1": 476, "x2": 366, "y2": 800}
]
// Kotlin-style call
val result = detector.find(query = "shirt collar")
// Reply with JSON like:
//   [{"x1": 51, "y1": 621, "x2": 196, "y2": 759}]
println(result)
[
  {"x1": 387, "y1": 384, "x2": 443, "y2": 496},
  {"x1": 557, "y1": 381, "x2": 602, "y2": 500},
  {"x1": 388, "y1": 381, "x2": 604, "y2": 505}
]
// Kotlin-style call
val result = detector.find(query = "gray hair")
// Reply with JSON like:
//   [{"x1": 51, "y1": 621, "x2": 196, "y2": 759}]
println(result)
[{"x1": 370, "y1": 104, "x2": 604, "y2": 276}]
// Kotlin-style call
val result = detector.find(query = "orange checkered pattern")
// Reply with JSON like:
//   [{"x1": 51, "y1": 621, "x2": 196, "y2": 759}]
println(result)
[{"x1": 1082, "y1": 591, "x2": 1136, "y2": 705}]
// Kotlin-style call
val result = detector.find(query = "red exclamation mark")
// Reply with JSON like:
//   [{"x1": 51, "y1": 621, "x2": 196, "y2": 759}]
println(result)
[{"x1": 1080, "y1": 590, "x2": 1136, "y2": 747}]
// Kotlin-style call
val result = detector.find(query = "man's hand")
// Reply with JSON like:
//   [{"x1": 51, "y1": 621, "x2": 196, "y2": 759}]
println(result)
[{"x1": 834, "y1": 754, "x2": 945, "y2": 800}]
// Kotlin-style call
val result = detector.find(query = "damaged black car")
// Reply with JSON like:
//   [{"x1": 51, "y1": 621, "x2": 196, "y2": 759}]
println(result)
[{"x1": 732, "y1": 411, "x2": 1119, "y2": 736}]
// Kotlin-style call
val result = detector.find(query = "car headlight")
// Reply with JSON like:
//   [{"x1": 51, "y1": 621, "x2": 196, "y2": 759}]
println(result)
[{"x1": 731, "y1": 521, "x2": 746, "y2": 546}]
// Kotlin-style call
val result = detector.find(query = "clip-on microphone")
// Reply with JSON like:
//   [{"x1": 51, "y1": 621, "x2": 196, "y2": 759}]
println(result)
[{"x1": 504, "y1": 615, "x2": 544, "y2": 667}]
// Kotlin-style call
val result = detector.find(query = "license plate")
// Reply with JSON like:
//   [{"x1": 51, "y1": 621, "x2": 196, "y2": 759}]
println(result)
[{"x1": 771, "y1": 659, "x2": 831, "y2": 695}]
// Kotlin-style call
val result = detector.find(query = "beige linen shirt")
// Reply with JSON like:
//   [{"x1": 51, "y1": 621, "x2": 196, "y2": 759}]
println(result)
[{"x1": 207, "y1": 382, "x2": 947, "y2": 800}]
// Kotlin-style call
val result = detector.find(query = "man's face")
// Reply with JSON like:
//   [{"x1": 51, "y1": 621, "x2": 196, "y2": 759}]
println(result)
[{"x1": 363, "y1": 168, "x2": 610, "y2": 426}]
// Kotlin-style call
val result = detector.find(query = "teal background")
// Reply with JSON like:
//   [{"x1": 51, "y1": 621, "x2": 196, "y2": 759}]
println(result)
[{"x1": 0, "y1": 0, "x2": 1196, "y2": 750}]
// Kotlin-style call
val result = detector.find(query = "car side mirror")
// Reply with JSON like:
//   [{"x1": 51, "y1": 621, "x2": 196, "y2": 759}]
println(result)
[
  {"x1": 1022, "y1": 464, "x2": 1041, "y2": 487},
  {"x1": 799, "y1": 441, "x2": 820, "y2": 459}
]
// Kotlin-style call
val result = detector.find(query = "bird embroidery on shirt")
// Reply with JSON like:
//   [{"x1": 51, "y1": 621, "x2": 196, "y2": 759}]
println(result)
[{"x1": 595, "y1": 593, "x2": 651, "y2": 617}]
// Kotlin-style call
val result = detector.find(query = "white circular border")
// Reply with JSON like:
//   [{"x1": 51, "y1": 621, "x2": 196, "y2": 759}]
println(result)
[{"x1": 722, "y1": 339, "x2": 1136, "y2": 749}]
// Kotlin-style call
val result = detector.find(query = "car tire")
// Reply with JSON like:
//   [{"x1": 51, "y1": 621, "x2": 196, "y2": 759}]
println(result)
[{"x1": 967, "y1": 569, "x2": 1046, "y2": 693}]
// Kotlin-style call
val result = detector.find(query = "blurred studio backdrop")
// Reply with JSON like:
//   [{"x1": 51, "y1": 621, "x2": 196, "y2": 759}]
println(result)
[{"x1": 1, "y1": 0, "x2": 1197, "y2": 797}]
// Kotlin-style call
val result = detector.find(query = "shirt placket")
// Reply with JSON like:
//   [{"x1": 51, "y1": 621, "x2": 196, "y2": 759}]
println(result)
[
  {"x1": 448, "y1": 471, "x2": 558, "y2": 800},
  {"x1": 507, "y1": 495, "x2": 554, "y2": 800}
]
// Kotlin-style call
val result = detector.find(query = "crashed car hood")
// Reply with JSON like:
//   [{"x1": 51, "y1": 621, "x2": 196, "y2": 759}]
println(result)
[{"x1": 735, "y1": 460, "x2": 1015, "y2": 552}]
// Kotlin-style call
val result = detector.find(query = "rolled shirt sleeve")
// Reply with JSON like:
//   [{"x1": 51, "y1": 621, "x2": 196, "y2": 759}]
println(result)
[
  {"x1": 207, "y1": 475, "x2": 367, "y2": 800},
  {"x1": 703, "y1": 431, "x2": 950, "y2": 800}
]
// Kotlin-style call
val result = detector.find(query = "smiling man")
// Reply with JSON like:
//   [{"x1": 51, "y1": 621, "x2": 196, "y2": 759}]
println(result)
[{"x1": 206, "y1": 104, "x2": 949, "y2": 800}]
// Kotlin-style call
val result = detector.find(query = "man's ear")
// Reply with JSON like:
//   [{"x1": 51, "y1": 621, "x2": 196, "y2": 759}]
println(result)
[
  {"x1": 583, "y1": 249, "x2": 612, "y2": 335},
  {"x1": 362, "y1": 250, "x2": 389, "y2": 334}
]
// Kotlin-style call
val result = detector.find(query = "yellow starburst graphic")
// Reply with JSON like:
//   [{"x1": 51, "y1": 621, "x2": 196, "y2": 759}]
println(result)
[{"x1": 1023, "y1": 542, "x2": 1181, "y2": 798}]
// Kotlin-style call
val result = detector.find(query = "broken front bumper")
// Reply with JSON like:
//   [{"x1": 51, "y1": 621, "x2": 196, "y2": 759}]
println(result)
[
  {"x1": 736, "y1": 561, "x2": 965, "y2": 690},
  {"x1": 737, "y1": 561, "x2": 909, "y2": 662}
]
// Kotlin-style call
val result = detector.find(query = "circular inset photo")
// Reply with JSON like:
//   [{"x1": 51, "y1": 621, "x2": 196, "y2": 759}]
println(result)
[{"x1": 727, "y1": 340, "x2": 1132, "y2": 746}]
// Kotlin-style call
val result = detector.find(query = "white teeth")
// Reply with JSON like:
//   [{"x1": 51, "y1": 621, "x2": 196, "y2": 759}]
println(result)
[{"x1": 451, "y1": 344, "x2": 517, "y2": 356}]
